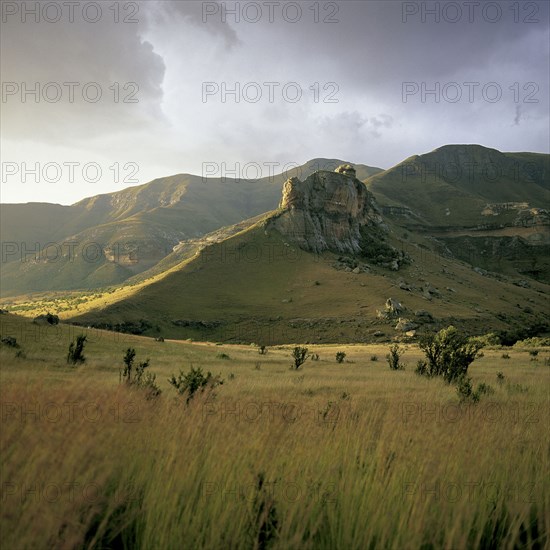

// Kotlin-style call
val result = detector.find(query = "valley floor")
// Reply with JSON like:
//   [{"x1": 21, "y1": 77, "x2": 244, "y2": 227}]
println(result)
[{"x1": 1, "y1": 317, "x2": 548, "y2": 549}]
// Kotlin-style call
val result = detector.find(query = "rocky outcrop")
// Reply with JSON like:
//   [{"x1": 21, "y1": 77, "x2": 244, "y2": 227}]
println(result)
[{"x1": 267, "y1": 166, "x2": 404, "y2": 265}]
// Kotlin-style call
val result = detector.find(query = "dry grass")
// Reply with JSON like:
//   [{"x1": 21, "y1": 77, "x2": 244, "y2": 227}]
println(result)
[{"x1": 1, "y1": 316, "x2": 549, "y2": 548}]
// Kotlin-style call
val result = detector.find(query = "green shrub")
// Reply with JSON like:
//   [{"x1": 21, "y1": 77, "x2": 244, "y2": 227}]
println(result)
[
  {"x1": 501, "y1": 353, "x2": 510, "y2": 359},
  {"x1": 168, "y1": 366, "x2": 223, "y2": 403},
  {"x1": 291, "y1": 347, "x2": 309, "y2": 370},
  {"x1": 469, "y1": 333, "x2": 500, "y2": 347},
  {"x1": 496, "y1": 371, "x2": 505, "y2": 384},
  {"x1": 386, "y1": 344, "x2": 405, "y2": 370},
  {"x1": 217, "y1": 353, "x2": 231, "y2": 360},
  {"x1": 418, "y1": 326, "x2": 482, "y2": 383},
  {"x1": 120, "y1": 348, "x2": 161, "y2": 398},
  {"x1": 258, "y1": 345, "x2": 267, "y2": 355},
  {"x1": 67, "y1": 335, "x2": 87, "y2": 365},
  {"x1": 335, "y1": 351, "x2": 346, "y2": 364},
  {"x1": 456, "y1": 377, "x2": 480, "y2": 403},
  {"x1": 370, "y1": 355, "x2": 378, "y2": 362},
  {"x1": 415, "y1": 360, "x2": 428, "y2": 376}
]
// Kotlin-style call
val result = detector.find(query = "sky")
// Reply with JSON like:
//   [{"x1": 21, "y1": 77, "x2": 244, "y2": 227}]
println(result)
[{"x1": 1, "y1": 0, "x2": 549, "y2": 204}]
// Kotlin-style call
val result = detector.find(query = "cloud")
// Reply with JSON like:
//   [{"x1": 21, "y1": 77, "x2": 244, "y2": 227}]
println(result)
[{"x1": 1, "y1": 0, "x2": 548, "y2": 204}]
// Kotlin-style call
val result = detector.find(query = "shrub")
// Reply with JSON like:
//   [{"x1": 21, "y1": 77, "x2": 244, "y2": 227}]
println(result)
[
  {"x1": 310, "y1": 353, "x2": 320, "y2": 361},
  {"x1": 418, "y1": 326, "x2": 482, "y2": 383},
  {"x1": 496, "y1": 371, "x2": 505, "y2": 384},
  {"x1": 34, "y1": 312, "x2": 59, "y2": 325},
  {"x1": 370, "y1": 355, "x2": 378, "y2": 362},
  {"x1": 67, "y1": 335, "x2": 87, "y2": 365},
  {"x1": 258, "y1": 345, "x2": 267, "y2": 355},
  {"x1": 1, "y1": 336, "x2": 19, "y2": 348},
  {"x1": 501, "y1": 353, "x2": 510, "y2": 359},
  {"x1": 291, "y1": 347, "x2": 309, "y2": 370},
  {"x1": 217, "y1": 353, "x2": 231, "y2": 360},
  {"x1": 120, "y1": 348, "x2": 161, "y2": 398},
  {"x1": 477, "y1": 383, "x2": 494, "y2": 396},
  {"x1": 335, "y1": 351, "x2": 346, "y2": 364},
  {"x1": 415, "y1": 360, "x2": 428, "y2": 376},
  {"x1": 528, "y1": 350, "x2": 539, "y2": 358},
  {"x1": 386, "y1": 344, "x2": 405, "y2": 370},
  {"x1": 469, "y1": 333, "x2": 500, "y2": 347},
  {"x1": 168, "y1": 366, "x2": 223, "y2": 403},
  {"x1": 456, "y1": 377, "x2": 480, "y2": 403}
]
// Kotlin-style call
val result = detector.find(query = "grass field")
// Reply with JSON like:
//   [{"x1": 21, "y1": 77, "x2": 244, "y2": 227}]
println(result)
[{"x1": 1, "y1": 314, "x2": 549, "y2": 549}]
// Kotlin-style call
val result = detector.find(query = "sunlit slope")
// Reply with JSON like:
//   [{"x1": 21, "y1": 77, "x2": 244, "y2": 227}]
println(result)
[
  {"x1": 68, "y1": 219, "x2": 549, "y2": 344},
  {"x1": 1, "y1": 160, "x2": 382, "y2": 297}
]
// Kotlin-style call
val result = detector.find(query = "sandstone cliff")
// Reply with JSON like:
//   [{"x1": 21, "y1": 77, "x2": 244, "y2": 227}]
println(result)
[{"x1": 267, "y1": 165, "x2": 404, "y2": 267}]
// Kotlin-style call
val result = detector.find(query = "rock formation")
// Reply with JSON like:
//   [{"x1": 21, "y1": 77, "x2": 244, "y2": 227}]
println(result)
[
  {"x1": 267, "y1": 165, "x2": 406, "y2": 268},
  {"x1": 267, "y1": 165, "x2": 384, "y2": 255}
]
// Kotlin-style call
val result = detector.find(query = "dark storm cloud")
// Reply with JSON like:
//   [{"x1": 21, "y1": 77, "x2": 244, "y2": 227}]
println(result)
[{"x1": 1, "y1": 0, "x2": 548, "y2": 203}]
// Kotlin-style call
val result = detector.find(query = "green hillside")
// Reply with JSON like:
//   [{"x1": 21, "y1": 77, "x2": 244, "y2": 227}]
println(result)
[
  {"x1": 0, "y1": 159, "x2": 382, "y2": 297},
  {"x1": 65, "y1": 215, "x2": 549, "y2": 345}
]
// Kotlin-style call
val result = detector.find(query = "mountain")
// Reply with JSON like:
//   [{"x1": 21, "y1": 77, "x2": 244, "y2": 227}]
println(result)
[
  {"x1": 0, "y1": 159, "x2": 383, "y2": 297},
  {"x1": 61, "y1": 165, "x2": 549, "y2": 344},
  {"x1": 365, "y1": 145, "x2": 550, "y2": 282}
]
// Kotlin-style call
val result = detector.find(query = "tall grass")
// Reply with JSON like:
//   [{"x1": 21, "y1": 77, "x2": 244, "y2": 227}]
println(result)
[{"x1": 1, "y1": 338, "x2": 549, "y2": 548}]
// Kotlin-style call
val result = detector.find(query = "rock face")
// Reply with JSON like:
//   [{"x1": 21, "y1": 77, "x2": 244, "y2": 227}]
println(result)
[{"x1": 268, "y1": 166, "x2": 384, "y2": 255}]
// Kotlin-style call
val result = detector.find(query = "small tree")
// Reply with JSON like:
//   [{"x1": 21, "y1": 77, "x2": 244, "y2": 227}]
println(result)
[
  {"x1": 291, "y1": 347, "x2": 309, "y2": 370},
  {"x1": 418, "y1": 326, "x2": 482, "y2": 383},
  {"x1": 335, "y1": 352, "x2": 346, "y2": 364},
  {"x1": 168, "y1": 366, "x2": 223, "y2": 403},
  {"x1": 386, "y1": 344, "x2": 405, "y2": 370},
  {"x1": 67, "y1": 335, "x2": 87, "y2": 365}
]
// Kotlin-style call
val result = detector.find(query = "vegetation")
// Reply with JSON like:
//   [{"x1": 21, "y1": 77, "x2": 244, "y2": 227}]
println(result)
[
  {"x1": 0, "y1": 315, "x2": 548, "y2": 548},
  {"x1": 120, "y1": 348, "x2": 161, "y2": 398},
  {"x1": 291, "y1": 346, "x2": 309, "y2": 370},
  {"x1": 386, "y1": 344, "x2": 405, "y2": 370},
  {"x1": 67, "y1": 334, "x2": 87, "y2": 365},
  {"x1": 335, "y1": 351, "x2": 346, "y2": 363},
  {"x1": 417, "y1": 326, "x2": 482, "y2": 383},
  {"x1": 168, "y1": 366, "x2": 223, "y2": 403}
]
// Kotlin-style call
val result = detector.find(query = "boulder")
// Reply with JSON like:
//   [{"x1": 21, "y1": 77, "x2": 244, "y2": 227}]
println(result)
[{"x1": 395, "y1": 318, "x2": 419, "y2": 332}]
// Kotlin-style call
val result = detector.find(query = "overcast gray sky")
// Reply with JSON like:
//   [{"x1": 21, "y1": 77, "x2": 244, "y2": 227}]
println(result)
[{"x1": 1, "y1": 0, "x2": 548, "y2": 204}]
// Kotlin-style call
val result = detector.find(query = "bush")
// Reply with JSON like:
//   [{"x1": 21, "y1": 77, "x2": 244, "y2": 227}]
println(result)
[
  {"x1": 216, "y1": 353, "x2": 231, "y2": 360},
  {"x1": 386, "y1": 344, "x2": 405, "y2": 370},
  {"x1": 168, "y1": 366, "x2": 223, "y2": 403},
  {"x1": 67, "y1": 335, "x2": 87, "y2": 365},
  {"x1": 1, "y1": 336, "x2": 19, "y2": 348},
  {"x1": 311, "y1": 353, "x2": 320, "y2": 361},
  {"x1": 415, "y1": 360, "x2": 428, "y2": 376},
  {"x1": 291, "y1": 347, "x2": 309, "y2": 370},
  {"x1": 34, "y1": 312, "x2": 59, "y2": 325},
  {"x1": 370, "y1": 355, "x2": 378, "y2": 362},
  {"x1": 456, "y1": 377, "x2": 480, "y2": 403},
  {"x1": 258, "y1": 345, "x2": 267, "y2": 355},
  {"x1": 120, "y1": 348, "x2": 161, "y2": 398},
  {"x1": 418, "y1": 326, "x2": 482, "y2": 383},
  {"x1": 335, "y1": 351, "x2": 346, "y2": 364},
  {"x1": 496, "y1": 371, "x2": 505, "y2": 384},
  {"x1": 469, "y1": 333, "x2": 500, "y2": 347},
  {"x1": 501, "y1": 353, "x2": 510, "y2": 359}
]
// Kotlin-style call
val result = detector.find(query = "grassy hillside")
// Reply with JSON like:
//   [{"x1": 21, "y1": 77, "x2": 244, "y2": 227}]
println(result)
[
  {"x1": 366, "y1": 145, "x2": 549, "y2": 227},
  {"x1": 366, "y1": 145, "x2": 550, "y2": 283},
  {"x1": 0, "y1": 160, "x2": 382, "y2": 297},
  {"x1": 1, "y1": 313, "x2": 548, "y2": 548},
  {"x1": 12, "y1": 215, "x2": 537, "y2": 344}
]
